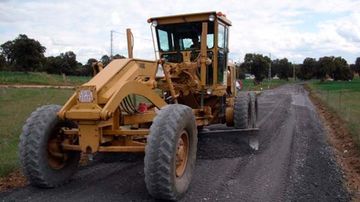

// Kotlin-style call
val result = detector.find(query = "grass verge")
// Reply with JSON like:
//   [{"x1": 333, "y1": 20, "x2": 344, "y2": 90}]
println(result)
[
  {"x1": 306, "y1": 82, "x2": 360, "y2": 199},
  {"x1": 0, "y1": 71, "x2": 90, "y2": 86},
  {"x1": 0, "y1": 88, "x2": 74, "y2": 177},
  {"x1": 307, "y1": 78, "x2": 360, "y2": 148},
  {"x1": 242, "y1": 79, "x2": 293, "y2": 91}
]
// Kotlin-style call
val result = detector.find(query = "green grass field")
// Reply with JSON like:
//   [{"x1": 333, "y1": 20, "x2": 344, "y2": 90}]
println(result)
[
  {"x1": 242, "y1": 79, "x2": 292, "y2": 91},
  {"x1": 308, "y1": 78, "x2": 360, "y2": 148},
  {"x1": 0, "y1": 71, "x2": 90, "y2": 86},
  {"x1": 308, "y1": 78, "x2": 360, "y2": 92},
  {"x1": 0, "y1": 88, "x2": 74, "y2": 177}
]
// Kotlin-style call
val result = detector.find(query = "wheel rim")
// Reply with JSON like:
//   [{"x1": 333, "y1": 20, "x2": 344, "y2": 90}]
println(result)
[
  {"x1": 175, "y1": 130, "x2": 189, "y2": 178},
  {"x1": 47, "y1": 127, "x2": 68, "y2": 169}
]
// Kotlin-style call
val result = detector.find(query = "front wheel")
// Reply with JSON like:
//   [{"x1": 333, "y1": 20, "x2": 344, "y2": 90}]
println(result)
[
  {"x1": 19, "y1": 105, "x2": 80, "y2": 188},
  {"x1": 144, "y1": 104, "x2": 198, "y2": 200}
]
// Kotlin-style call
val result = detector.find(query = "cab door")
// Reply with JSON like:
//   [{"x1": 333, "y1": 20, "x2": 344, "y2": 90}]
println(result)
[{"x1": 217, "y1": 23, "x2": 229, "y2": 84}]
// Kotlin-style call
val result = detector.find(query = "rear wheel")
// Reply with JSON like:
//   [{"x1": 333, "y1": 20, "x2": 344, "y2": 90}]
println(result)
[
  {"x1": 19, "y1": 105, "x2": 80, "y2": 188},
  {"x1": 234, "y1": 92, "x2": 251, "y2": 129},
  {"x1": 144, "y1": 104, "x2": 197, "y2": 200}
]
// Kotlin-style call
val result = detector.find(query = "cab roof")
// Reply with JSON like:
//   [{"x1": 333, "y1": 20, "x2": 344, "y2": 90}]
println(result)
[{"x1": 147, "y1": 11, "x2": 232, "y2": 26}]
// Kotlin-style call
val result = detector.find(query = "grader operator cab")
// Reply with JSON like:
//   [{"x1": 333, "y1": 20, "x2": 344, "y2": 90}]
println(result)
[{"x1": 19, "y1": 11, "x2": 258, "y2": 200}]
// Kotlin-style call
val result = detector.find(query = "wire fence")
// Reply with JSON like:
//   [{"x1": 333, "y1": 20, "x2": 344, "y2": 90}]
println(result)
[{"x1": 312, "y1": 89, "x2": 360, "y2": 146}]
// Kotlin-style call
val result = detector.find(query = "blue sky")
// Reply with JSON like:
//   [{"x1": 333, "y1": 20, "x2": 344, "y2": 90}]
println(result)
[{"x1": 0, "y1": 0, "x2": 359, "y2": 64}]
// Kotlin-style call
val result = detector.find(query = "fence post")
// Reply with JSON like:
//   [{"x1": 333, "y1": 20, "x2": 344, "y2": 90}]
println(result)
[{"x1": 62, "y1": 73, "x2": 67, "y2": 85}]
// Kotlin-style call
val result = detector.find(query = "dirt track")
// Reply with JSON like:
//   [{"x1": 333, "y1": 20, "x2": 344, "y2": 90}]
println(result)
[{"x1": 0, "y1": 84, "x2": 350, "y2": 201}]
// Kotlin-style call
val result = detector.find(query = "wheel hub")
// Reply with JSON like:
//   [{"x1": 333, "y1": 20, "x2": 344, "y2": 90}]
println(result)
[
  {"x1": 47, "y1": 128, "x2": 68, "y2": 169},
  {"x1": 176, "y1": 130, "x2": 189, "y2": 177}
]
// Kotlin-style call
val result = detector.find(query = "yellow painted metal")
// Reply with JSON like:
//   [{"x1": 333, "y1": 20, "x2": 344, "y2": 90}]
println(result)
[
  {"x1": 61, "y1": 144, "x2": 145, "y2": 152},
  {"x1": 148, "y1": 11, "x2": 232, "y2": 26},
  {"x1": 100, "y1": 80, "x2": 166, "y2": 119},
  {"x1": 92, "y1": 62, "x2": 104, "y2": 76},
  {"x1": 163, "y1": 64, "x2": 178, "y2": 103},
  {"x1": 98, "y1": 146, "x2": 144, "y2": 152},
  {"x1": 123, "y1": 111, "x2": 156, "y2": 125},
  {"x1": 78, "y1": 124, "x2": 100, "y2": 153},
  {"x1": 213, "y1": 20, "x2": 219, "y2": 85},
  {"x1": 65, "y1": 108, "x2": 102, "y2": 120},
  {"x1": 57, "y1": 11, "x2": 240, "y2": 155},
  {"x1": 58, "y1": 93, "x2": 77, "y2": 119},
  {"x1": 126, "y1": 28, "x2": 133, "y2": 58},
  {"x1": 225, "y1": 107, "x2": 234, "y2": 126},
  {"x1": 102, "y1": 128, "x2": 149, "y2": 136},
  {"x1": 229, "y1": 62, "x2": 236, "y2": 96},
  {"x1": 64, "y1": 128, "x2": 149, "y2": 136},
  {"x1": 200, "y1": 22, "x2": 208, "y2": 86},
  {"x1": 59, "y1": 58, "x2": 166, "y2": 121}
]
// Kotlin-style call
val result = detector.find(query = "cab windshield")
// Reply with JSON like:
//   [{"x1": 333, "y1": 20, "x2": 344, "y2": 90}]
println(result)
[{"x1": 156, "y1": 22, "x2": 214, "y2": 52}]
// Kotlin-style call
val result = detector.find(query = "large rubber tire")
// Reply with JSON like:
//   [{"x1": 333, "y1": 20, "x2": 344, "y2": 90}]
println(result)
[
  {"x1": 19, "y1": 105, "x2": 80, "y2": 188},
  {"x1": 234, "y1": 92, "x2": 251, "y2": 129},
  {"x1": 144, "y1": 104, "x2": 197, "y2": 200}
]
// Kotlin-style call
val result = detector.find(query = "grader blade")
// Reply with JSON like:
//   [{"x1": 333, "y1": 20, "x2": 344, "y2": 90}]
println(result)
[{"x1": 199, "y1": 127, "x2": 260, "y2": 151}]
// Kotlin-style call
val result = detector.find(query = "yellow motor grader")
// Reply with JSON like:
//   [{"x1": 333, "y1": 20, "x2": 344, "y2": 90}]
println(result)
[{"x1": 19, "y1": 11, "x2": 258, "y2": 200}]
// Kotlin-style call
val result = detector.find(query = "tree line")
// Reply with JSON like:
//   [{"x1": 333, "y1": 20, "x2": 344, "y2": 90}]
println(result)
[
  {"x1": 1, "y1": 34, "x2": 359, "y2": 81},
  {"x1": 238, "y1": 53, "x2": 359, "y2": 82},
  {"x1": 0, "y1": 34, "x2": 124, "y2": 76}
]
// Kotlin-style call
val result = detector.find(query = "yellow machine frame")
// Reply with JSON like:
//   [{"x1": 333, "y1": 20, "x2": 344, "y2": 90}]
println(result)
[{"x1": 57, "y1": 11, "x2": 236, "y2": 155}]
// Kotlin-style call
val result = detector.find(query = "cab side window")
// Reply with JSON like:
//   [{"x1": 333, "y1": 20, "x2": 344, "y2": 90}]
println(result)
[{"x1": 217, "y1": 24, "x2": 228, "y2": 84}]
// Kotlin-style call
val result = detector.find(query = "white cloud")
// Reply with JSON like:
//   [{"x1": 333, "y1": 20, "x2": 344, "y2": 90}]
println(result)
[{"x1": 0, "y1": 0, "x2": 359, "y2": 64}]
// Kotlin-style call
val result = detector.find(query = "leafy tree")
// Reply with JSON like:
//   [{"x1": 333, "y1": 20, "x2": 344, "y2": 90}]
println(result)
[
  {"x1": 299, "y1": 58, "x2": 317, "y2": 80},
  {"x1": 0, "y1": 34, "x2": 45, "y2": 72},
  {"x1": 317, "y1": 56, "x2": 353, "y2": 81},
  {"x1": 44, "y1": 56, "x2": 63, "y2": 74},
  {"x1": 1, "y1": 41, "x2": 13, "y2": 64},
  {"x1": 44, "y1": 51, "x2": 80, "y2": 75},
  {"x1": 80, "y1": 58, "x2": 98, "y2": 76},
  {"x1": 113, "y1": 54, "x2": 126, "y2": 59},
  {"x1": 317, "y1": 56, "x2": 335, "y2": 80},
  {"x1": 271, "y1": 58, "x2": 292, "y2": 80},
  {"x1": 235, "y1": 63, "x2": 245, "y2": 79},
  {"x1": 354, "y1": 57, "x2": 360, "y2": 74},
  {"x1": 0, "y1": 54, "x2": 5, "y2": 70},
  {"x1": 333, "y1": 57, "x2": 353, "y2": 80},
  {"x1": 241, "y1": 53, "x2": 270, "y2": 82},
  {"x1": 101, "y1": 55, "x2": 111, "y2": 66}
]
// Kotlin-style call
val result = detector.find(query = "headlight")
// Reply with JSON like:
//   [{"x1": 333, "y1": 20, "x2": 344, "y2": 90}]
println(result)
[
  {"x1": 78, "y1": 89, "x2": 93, "y2": 103},
  {"x1": 209, "y1": 14, "x2": 215, "y2": 22},
  {"x1": 156, "y1": 64, "x2": 165, "y2": 77},
  {"x1": 152, "y1": 20, "x2": 158, "y2": 27},
  {"x1": 236, "y1": 81, "x2": 241, "y2": 90}
]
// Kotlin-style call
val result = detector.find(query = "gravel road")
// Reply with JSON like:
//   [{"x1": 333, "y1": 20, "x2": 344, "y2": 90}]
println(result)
[{"x1": 0, "y1": 84, "x2": 350, "y2": 201}]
